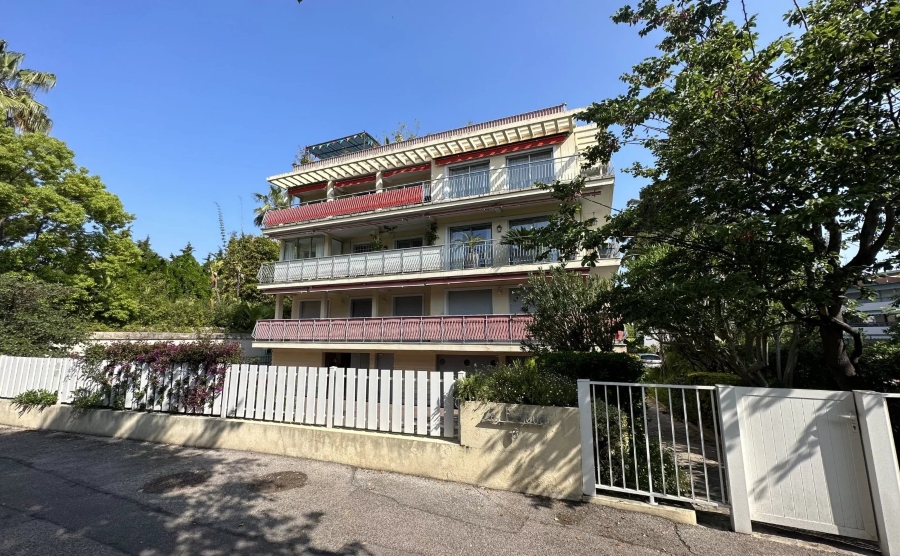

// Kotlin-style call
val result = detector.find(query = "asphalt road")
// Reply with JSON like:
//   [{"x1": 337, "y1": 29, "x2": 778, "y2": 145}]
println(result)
[{"x1": 0, "y1": 425, "x2": 870, "y2": 556}]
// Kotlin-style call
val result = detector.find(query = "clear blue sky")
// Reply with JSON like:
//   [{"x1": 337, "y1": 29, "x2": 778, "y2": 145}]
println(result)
[{"x1": 5, "y1": 0, "x2": 792, "y2": 259}]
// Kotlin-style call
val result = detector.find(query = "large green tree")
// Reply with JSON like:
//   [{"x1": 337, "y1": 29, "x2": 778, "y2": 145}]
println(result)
[
  {"x1": 166, "y1": 243, "x2": 210, "y2": 300},
  {"x1": 215, "y1": 233, "x2": 279, "y2": 304},
  {"x1": 0, "y1": 273, "x2": 88, "y2": 356},
  {"x1": 0, "y1": 127, "x2": 135, "y2": 279},
  {"x1": 0, "y1": 39, "x2": 56, "y2": 134},
  {"x1": 514, "y1": 0, "x2": 900, "y2": 389}
]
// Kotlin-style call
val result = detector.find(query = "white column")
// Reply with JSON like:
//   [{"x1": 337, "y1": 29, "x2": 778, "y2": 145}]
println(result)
[
  {"x1": 320, "y1": 299, "x2": 328, "y2": 318},
  {"x1": 274, "y1": 294, "x2": 284, "y2": 320},
  {"x1": 855, "y1": 391, "x2": 900, "y2": 555},
  {"x1": 291, "y1": 295, "x2": 301, "y2": 319},
  {"x1": 717, "y1": 386, "x2": 753, "y2": 533},
  {"x1": 326, "y1": 180, "x2": 335, "y2": 200},
  {"x1": 577, "y1": 379, "x2": 595, "y2": 497},
  {"x1": 375, "y1": 170, "x2": 384, "y2": 192}
]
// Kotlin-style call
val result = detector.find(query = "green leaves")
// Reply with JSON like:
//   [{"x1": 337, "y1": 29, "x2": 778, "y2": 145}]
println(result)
[
  {"x1": 0, "y1": 272, "x2": 88, "y2": 356},
  {"x1": 517, "y1": 267, "x2": 619, "y2": 353},
  {"x1": 540, "y1": 0, "x2": 899, "y2": 387}
]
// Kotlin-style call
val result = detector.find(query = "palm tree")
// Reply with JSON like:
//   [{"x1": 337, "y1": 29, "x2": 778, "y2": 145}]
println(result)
[
  {"x1": 0, "y1": 40, "x2": 56, "y2": 134},
  {"x1": 252, "y1": 184, "x2": 291, "y2": 227}
]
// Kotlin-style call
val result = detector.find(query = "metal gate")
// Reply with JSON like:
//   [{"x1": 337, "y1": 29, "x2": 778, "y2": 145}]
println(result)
[
  {"x1": 718, "y1": 387, "x2": 877, "y2": 540},
  {"x1": 577, "y1": 381, "x2": 729, "y2": 508}
]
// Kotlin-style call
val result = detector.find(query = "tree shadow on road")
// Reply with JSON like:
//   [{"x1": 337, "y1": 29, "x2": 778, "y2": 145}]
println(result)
[{"x1": 0, "y1": 427, "x2": 373, "y2": 556}]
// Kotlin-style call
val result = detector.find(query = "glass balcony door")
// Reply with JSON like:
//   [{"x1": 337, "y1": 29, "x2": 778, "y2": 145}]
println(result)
[
  {"x1": 508, "y1": 216, "x2": 558, "y2": 264},
  {"x1": 507, "y1": 150, "x2": 554, "y2": 190},
  {"x1": 447, "y1": 162, "x2": 490, "y2": 198},
  {"x1": 448, "y1": 224, "x2": 492, "y2": 270}
]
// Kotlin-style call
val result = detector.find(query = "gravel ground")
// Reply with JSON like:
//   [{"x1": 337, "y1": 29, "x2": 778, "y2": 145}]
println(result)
[{"x1": 0, "y1": 425, "x2": 876, "y2": 556}]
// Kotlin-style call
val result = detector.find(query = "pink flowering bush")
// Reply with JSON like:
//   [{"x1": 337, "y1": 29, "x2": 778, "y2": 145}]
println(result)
[{"x1": 77, "y1": 340, "x2": 242, "y2": 413}]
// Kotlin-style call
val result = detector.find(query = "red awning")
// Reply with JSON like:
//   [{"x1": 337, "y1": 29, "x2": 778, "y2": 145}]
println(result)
[
  {"x1": 288, "y1": 182, "x2": 328, "y2": 196},
  {"x1": 434, "y1": 133, "x2": 569, "y2": 166},
  {"x1": 382, "y1": 163, "x2": 431, "y2": 178},
  {"x1": 334, "y1": 174, "x2": 376, "y2": 188}
]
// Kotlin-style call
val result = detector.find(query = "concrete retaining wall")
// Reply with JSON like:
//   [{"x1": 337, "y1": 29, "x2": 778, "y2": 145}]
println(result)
[{"x1": 0, "y1": 400, "x2": 581, "y2": 500}]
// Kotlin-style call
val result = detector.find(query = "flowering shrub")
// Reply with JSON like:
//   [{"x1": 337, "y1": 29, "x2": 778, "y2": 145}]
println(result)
[{"x1": 77, "y1": 340, "x2": 242, "y2": 413}]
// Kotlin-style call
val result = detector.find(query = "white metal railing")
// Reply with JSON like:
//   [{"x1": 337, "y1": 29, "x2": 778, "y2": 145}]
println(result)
[
  {"x1": 578, "y1": 380, "x2": 728, "y2": 507},
  {"x1": 257, "y1": 239, "x2": 605, "y2": 284},
  {"x1": 264, "y1": 155, "x2": 613, "y2": 228}
]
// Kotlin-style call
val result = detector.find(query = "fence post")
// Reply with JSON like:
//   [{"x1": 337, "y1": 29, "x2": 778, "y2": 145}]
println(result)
[
  {"x1": 716, "y1": 385, "x2": 752, "y2": 534},
  {"x1": 577, "y1": 379, "x2": 596, "y2": 498},
  {"x1": 854, "y1": 391, "x2": 900, "y2": 556}
]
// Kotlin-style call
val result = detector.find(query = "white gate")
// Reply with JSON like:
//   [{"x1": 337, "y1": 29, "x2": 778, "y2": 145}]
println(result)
[{"x1": 720, "y1": 387, "x2": 878, "y2": 541}]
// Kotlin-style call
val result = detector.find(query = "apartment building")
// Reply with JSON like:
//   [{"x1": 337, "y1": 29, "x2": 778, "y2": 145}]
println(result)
[
  {"x1": 250, "y1": 105, "x2": 619, "y2": 372},
  {"x1": 846, "y1": 274, "x2": 900, "y2": 341}
]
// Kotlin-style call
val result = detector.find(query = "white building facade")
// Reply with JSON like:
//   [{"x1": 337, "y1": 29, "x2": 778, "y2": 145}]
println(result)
[{"x1": 251, "y1": 105, "x2": 618, "y2": 372}]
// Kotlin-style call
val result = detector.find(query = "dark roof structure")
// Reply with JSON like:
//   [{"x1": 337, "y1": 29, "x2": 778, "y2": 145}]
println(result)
[{"x1": 306, "y1": 132, "x2": 381, "y2": 160}]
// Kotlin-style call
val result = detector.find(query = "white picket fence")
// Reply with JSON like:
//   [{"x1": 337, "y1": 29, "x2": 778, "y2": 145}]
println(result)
[{"x1": 0, "y1": 356, "x2": 464, "y2": 438}]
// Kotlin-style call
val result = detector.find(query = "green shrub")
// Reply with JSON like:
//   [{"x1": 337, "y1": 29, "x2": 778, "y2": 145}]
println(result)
[
  {"x1": 12, "y1": 389, "x2": 58, "y2": 410},
  {"x1": 594, "y1": 402, "x2": 689, "y2": 495},
  {"x1": 537, "y1": 351, "x2": 644, "y2": 383},
  {"x1": 70, "y1": 387, "x2": 107, "y2": 409},
  {"x1": 455, "y1": 361, "x2": 578, "y2": 407},
  {"x1": 676, "y1": 372, "x2": 744, "y2": 430}
]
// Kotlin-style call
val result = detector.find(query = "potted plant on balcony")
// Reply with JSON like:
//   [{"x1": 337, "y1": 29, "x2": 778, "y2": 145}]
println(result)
[{"x1": 455, "y1": 232, "x2": 485, "y2": 268}]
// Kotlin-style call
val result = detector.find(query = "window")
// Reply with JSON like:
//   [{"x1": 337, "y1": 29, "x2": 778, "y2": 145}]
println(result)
[
  {"x1": 283, "y1": 236, "x2": 324, "y2": 260},
  {"x1": 447, "y1": 162, "x2": 490, "y2": 198},
  {"x1": 393, "y1": 295, "x2": 424, "y2": 316},
  {"x1": 300, "y1": 300, "x2": 321, "y2": 319},
  {"x1": 507, "y1": 149, "x2": 554, "y2": 190},
  {"x1": 508, "y1": 216, "x2": 557, "y2": 263},
  {"x1": 447, "y1": 289, "x2": 493, "y2": 315},
  {"x1": 509, "y1": 289, "x2": 526, "y2": 314},
  {"x1": 395, "y1": 238, "x2": 424, "y2": 249},
  {"x1": 448, "y1": 224, "x2": 493, "y2": 269},
  {"x1": 350, "y1": 353, "x2": 370, "y2": 369},
  {"x1": 375, "y1": 353, "x2": 394, "y2": 370},
  {"x1": 352, "y1": 243, "x2": 375, "y2": 254},
  {"x1": 350, "y1": 298, "x2": 373, "y2": 318}
]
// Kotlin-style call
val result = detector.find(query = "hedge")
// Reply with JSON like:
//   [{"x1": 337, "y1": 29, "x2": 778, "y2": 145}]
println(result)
[{"x1": 537, "y1": 351, "x2": 644, "y2": 383}]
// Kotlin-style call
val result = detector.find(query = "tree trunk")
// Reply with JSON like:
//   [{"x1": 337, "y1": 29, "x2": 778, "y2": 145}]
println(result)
[{"x1": 818, "y1": 321, "x2": 859, "y2": 391}]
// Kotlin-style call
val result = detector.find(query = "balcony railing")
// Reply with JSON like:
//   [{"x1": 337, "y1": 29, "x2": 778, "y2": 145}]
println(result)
[
  {"x1": 257, "y1": 239, "x2": 611, "y2": 285},
  {"x1": 251, "y1": 314, "x2": 532, "y2": 344},
  {"x1": 263, "y1": 155, "x2": 612, "y2": 228}
]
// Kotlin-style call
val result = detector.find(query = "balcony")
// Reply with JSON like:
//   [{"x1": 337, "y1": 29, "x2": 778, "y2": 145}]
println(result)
[
  {"x1": 257, "y1": 239, "x2": 609, "y2": 285},
  {"x1": 251, "y1": 314, "x2": 532, "y2": 344},
  {"x1": 262, "y1": 155, "x2": 611, "y2": 228},
  {"x1": 263, "y1": 185, "x2": 424, "y2": 228}
]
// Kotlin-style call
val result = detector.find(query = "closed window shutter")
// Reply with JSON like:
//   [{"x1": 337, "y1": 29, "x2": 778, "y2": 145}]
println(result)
[{"x1": 447, "y1": 290, "x2": 493, "y2": 315}]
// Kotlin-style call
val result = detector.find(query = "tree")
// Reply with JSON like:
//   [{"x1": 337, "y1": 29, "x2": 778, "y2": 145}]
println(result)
[
  {"x1": 521, "y1": 0, "x2": 900, "y2": 389},
  {"x1": 517, "y1": 267, "x2": 619, "y2": 353},
  {"x1": 0, "y1": 273, "x2": 88, "y2": 356},
  {"x1": 215, "y1": 233, "x2": 279, "y2": 304},
  {"x1": 252, "y1": 184, "x2": 290, "y2": 227},
  {"x1": 0, "y1": 127, "x2": 134, "y2": 282},
  {"x1": 0, "y1": 39, "x2": 56, "y2": 134},
  {"x1": 166, "y1": 243, "x2": 210, "y2": 300}
]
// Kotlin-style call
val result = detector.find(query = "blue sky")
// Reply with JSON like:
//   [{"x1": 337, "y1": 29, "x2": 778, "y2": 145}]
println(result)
[{"x1": 5, "y1": 0, "x2": 793, "y2": 259}]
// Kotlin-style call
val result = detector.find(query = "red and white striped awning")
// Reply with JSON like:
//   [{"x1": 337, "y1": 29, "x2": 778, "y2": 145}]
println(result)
[{"x1": 268, "y1": 105, "x2": 579, "y2": 188}]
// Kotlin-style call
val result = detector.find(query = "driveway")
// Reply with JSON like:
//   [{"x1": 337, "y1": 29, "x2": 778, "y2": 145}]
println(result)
[{"x1": 0, "y1": 425, "x2": 870, "y2": 556}]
